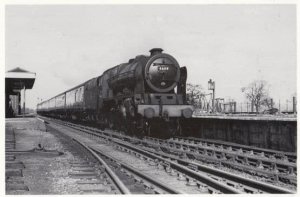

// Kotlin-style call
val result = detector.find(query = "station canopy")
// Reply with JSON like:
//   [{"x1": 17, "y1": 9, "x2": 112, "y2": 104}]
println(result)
[{"x1": 6, "y1": 67, "x2": 36, "y2": 95}]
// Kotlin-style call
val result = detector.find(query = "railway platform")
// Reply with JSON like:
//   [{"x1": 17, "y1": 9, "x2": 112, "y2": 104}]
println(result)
[
  {"x1": 184, "y1": 114, "x2": 297, "y2": 152},
  {"x1": 193, "y1": 114, "x2": 297, "y2": 121},
  {"x1": 5, "y1": 117, "x2": 78, "y2": 194}
]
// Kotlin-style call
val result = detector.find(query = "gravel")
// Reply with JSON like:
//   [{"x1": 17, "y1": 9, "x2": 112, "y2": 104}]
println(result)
[{"x1": 6, "y1": 118, "x2": 82, "y2": 194}]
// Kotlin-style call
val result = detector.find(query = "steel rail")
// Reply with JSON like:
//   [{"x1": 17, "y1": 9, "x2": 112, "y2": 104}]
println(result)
[
  {"x1": 45, "y1": 118, "x2": 240, "y2": 193},
  {"x1": 72, "y1": 138, "x2": 131, "y2": 194},
  {"x1": 112, "y1": 138, "x2": 295, "y2": 194},
  {"x1": 176, "y1": 136, "x2": 296, "y2": 159},
  {"x1": 111, "y1": 138, "x2": 242, "y2": 194},
  {"x1": 91, "y1": 126, "x2": 296, "y2": 180},
  {"x1": 140, "y1": 139, "x2": 297, "y2": 183},
  {"x1": 48, "y1": 118, "x2": 296, "y2": 172},
  {"x1": 66, "y1": 119, "x2": 295, "y2": 166},
  {"x1": 49, "y1": 120, "x2": 182, "y2": 194},
  {"x1": 145, "y1": 137, "x2": 297, "y2": 167},
  {"x1": 90, "y1": 147, "x2": 183, "y2": 194},
  {"x1": 41, "y1": 117, "x2": 296, "y2": 194},
  {"x1": 150, "y1": 148, "x2": 295, "y2": 194},
  {"x1": 141, "y1": 137, "x2": 297, "y2": 180}
]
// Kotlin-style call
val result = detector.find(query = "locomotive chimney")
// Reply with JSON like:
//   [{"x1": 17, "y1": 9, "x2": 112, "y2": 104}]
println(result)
[{"x1": 149, "y1": 48, "x2": 163, "y2": 56}]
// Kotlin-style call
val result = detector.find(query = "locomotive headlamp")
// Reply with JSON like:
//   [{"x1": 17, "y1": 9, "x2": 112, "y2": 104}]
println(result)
[
  {"x1": 161, "y1": 82, "x2": 166, "y2": 86},
  {"x1": 144, "y1": 108, "x2": 155, "y2": 118},
  {"x1": 182, "y1": 108, "x2": 193, "y2": 118}
]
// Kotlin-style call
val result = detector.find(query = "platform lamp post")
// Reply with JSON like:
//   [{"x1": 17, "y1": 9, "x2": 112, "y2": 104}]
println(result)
[{"x1": 208, "y1": 79, "x2": 215, "y2": 113}]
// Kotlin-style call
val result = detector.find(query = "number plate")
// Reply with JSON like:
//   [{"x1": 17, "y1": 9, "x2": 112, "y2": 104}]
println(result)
[{"x1": 158, "y1": 65, "x2": 169, "y2": 72}]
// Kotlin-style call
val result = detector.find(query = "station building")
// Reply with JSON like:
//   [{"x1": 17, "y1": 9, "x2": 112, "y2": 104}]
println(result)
[{"x1": 5, "y1": 67, "x2": 36, "y2": 117}]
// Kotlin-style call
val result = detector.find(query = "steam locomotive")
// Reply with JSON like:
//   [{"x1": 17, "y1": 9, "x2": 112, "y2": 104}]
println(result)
[{"x1": 37, "y1": 48, "x2": 193, "y2": 137}]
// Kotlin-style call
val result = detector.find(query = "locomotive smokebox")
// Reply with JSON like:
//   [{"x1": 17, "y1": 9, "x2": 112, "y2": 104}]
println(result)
[{"x1": 149, "y1": 48, "x2": 163, "y2": 56}]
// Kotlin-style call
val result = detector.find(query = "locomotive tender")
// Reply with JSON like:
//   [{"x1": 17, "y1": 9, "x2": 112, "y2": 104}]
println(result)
[{"x1": 37, "y1": 48, "x2": 193, "y2": 137}]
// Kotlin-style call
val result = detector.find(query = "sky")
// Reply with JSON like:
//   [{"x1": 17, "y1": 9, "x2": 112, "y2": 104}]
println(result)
[{"x1": 5, "y1": 4, "x2": 296, "y2": 109}]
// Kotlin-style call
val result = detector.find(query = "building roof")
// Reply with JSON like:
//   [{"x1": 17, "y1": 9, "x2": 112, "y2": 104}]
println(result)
[
  {"x1": 6, "y1": 67, "x2": 36, "y2": 79},
  {"x1": 5, "y1": 67, "x2": 36, "y2": 94}
]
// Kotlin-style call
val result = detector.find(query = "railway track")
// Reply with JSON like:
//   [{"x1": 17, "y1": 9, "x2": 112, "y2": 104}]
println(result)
[
  {"x1": 48, "y1": 126, "x2": 123, "y2": 194},
  {"x1": 72, "y1": 139, "x2": 130, "y2": 194},
  {"x1": 66, "y1": 119, "x2": 297, "y2": 187},
  {"x1": 41, "y1": 117, "x2": 296, "y2": 194},
  {"x1": 46, "y1": 119, "x2": 236, "y2": 193},
  {"x1": 142, "y1": 136, "x2": 297, "y2": 185},
  {"x1": 46, "y1": 120, "x2": 195, "y2": 194},
  {"x1": 171, "y1": 136, "x2": 296, "y2": 162},
  {"x1": 73, "y1": 139, "x2": 182, "y2": 194}
]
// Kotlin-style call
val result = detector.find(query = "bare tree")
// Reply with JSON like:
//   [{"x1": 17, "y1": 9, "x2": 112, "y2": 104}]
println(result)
[
  {"x1": 186, "y1": 83, "x2": 204, "y2": 108},
  {"x1": 261, "y1": 97, "x2": 274, "y2": 109},
  {"x1": 241, "y1": 80, "x2": 270, "y2": 113}
]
